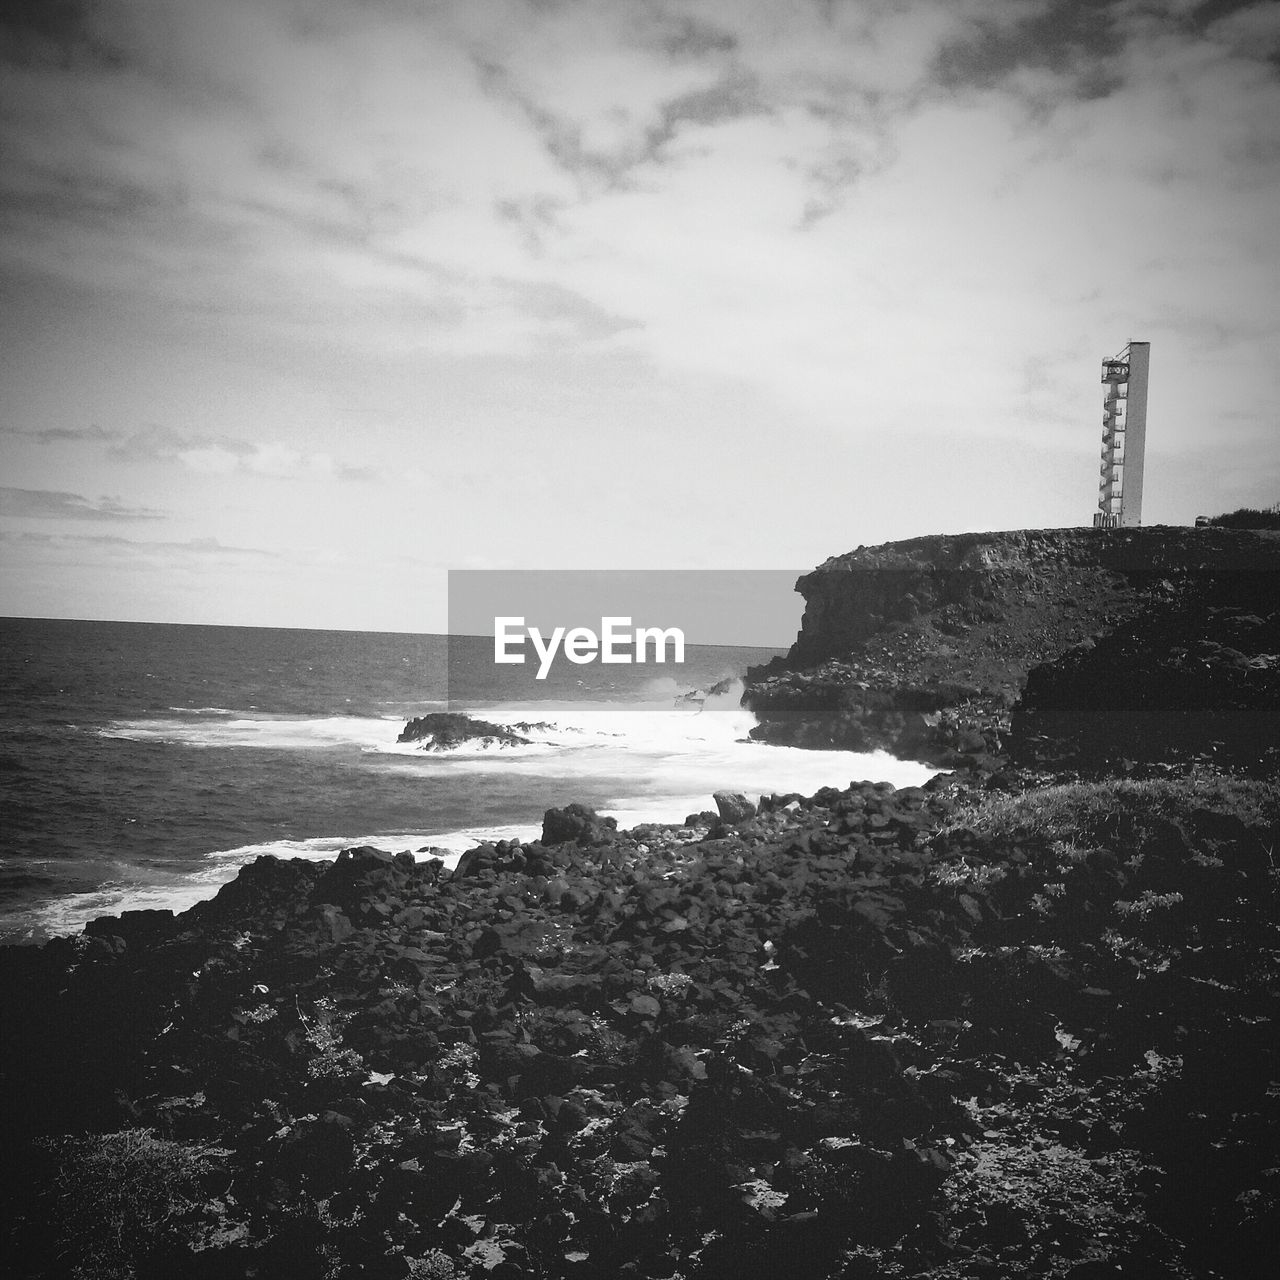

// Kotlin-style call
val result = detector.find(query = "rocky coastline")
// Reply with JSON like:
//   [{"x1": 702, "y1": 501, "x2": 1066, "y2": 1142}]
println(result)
[
  {"x1": 3, "y1": 526, "x2": 1279, "y2": 1279},
  {"x1": 743, "y1": 526, "x2": 1280, "y2": 773}
]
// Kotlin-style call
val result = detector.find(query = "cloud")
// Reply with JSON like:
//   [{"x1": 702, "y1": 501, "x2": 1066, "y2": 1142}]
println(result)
[
  {"x1": 0, "y1": 528, "x2": 277, "y2": 559},
  {"x1": 1205, "y1": 1, "x2": 1280, "y2": 55},
  {"x1": 0, "y1": 486, "x2": 164, "y2": 520},
  {"x1": 0, "y1": 0, "x2": 127, "y2": 71},
  {"x1": 2, "y1": 424, "x2": 118, "y2": 444},
  {"x1": 4, "y1": 422, "x2": 377, "y2": 482},
  {"x1": 0, "y1": 0, "x2": 656, "y2": 361},
  {"x1": 123, "y1": 429, "x2": 379, "y2": 482},
  {"x1": 1, "y1": 0, "x2": 1277, "y2": 473},
  {"x1": 473, "y1": 48, "x2": 768, "y2": 195},
  {"x1": 649, "y1": 9, "x2": 739, "y2": 61},
  {"x1": 0, "y1": 524, "x2": 280, "y2": 581},
  {"x1": 932, "y1": 0, "x2": 1123, "y2": 97},
  {"x1": 174, "y1": 441, "x2": 377, "y2": 482}
]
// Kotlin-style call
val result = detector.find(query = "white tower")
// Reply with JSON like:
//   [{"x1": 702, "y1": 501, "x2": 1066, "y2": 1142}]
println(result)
[{"x1": 1093, "y1": 341, "x2": 1150, "y2": 529}]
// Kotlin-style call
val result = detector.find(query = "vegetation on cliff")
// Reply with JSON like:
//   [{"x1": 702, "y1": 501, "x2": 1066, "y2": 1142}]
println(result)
[{"x1": 1204, "y1": 503, "x2": 1280, "y2": 530}]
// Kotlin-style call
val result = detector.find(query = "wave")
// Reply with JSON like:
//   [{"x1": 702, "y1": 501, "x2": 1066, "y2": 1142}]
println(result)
[
  {"x1": 100, "y1": 713, "x2": 409, "y2": 752},
  {"x1": 201, "y1": 826, "x2": 545, "y2": 864},
  {"x1": 2, "y1": 824, "x2": 542, "y2": 943},
  {"x1": 100, "y1": 686, "x2": 752, "y2": 757},
  {"x1": 100, "y1": 696, "x2": 936, "y2": 814},
  {"x1": 378, "y1": 697, "x2": 935, "y2": 826}
]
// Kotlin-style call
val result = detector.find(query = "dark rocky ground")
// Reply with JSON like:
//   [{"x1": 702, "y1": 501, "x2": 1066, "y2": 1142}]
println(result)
[
  {"x1": 3, "y1": 526, "x2": 1279, "y2": 1279},
  {"x1": 3, "y1": 767, "x2": 1278, "y2": 1279}
]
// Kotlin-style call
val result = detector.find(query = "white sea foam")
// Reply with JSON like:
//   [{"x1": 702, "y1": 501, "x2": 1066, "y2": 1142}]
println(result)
[
  {"x1": 7, "y1": 826, "x2": 540, "y2": 942},
  {"x1": 9, "y1": 877, "x2": 225, "y2": 943},
  {"x1": 103, "y1": 692, "x2": 936, "y2": 835},
  {"x1": 381, "y1": 734, "x2": 559, "y2": 758},
  {"x1": 101, "y1": 714, "x2": 407, "y2": 752},
  {"x1": 376, "y1": 693, "x2": 935, "y2": 815}
]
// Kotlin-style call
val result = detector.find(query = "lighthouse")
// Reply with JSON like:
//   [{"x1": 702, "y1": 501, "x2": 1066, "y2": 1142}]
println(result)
[{"x1": 1093, "y1": 341, "x2": 1150, "y2": 529}]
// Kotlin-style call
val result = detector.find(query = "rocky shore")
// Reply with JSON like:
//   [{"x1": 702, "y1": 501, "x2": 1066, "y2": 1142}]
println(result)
[{"x1": 2, "y1": 526, "x2": 1278, "y2": 1279}]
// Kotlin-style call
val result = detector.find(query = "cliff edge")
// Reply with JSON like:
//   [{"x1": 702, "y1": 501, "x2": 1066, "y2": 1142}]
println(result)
[{"x1": 745, "y1": 526, "x2": 1280, "y2": 772}]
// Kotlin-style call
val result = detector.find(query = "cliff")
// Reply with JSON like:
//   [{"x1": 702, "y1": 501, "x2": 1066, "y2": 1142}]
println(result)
[{"x1": 745, "y1": 526, "x2": 1280, "y2": 771}]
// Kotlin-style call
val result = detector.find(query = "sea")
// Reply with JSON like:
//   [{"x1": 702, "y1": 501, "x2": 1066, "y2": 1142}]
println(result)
[{"x1": 0, "y1": 617, "x2": 936, "y2": 945}]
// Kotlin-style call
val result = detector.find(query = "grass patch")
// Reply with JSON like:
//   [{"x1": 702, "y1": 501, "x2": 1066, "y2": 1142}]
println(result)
[
  {"x1": 939, "y1": 769, "x2": 1280, "y2": 849},
  {"x1": 35, "y1": 1128, "x2": 234, "y2": 1278}
]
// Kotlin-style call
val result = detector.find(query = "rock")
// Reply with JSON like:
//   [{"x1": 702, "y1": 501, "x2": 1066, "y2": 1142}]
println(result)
[
  {"x1": 541, "y1": 804, "x2": 617, "y2": 847},
  {"x1": 186, "y1": 855, "x2": 323, "y2": 930},
  {"x1": 684, "y1": 811, "x2": 718, "y2": 827},
  {"x1": 398, "y1": 712, "x2": 531, "y2": 749},
  {"x1": 273, "y1": 1114, "x2": 356, "y2": 1191},
  {"x1": 84, "y1": 909, "x2": 177, "y2": 948},
  {"x1": 453, "y1": 844, "x2": 499, "y2": 880},
  {"x1": 713, "y1": 792, "x2": 757, "y2": 824},
  {"x1": 317, "y1": 905, "x2": 354, "y2": 943}
]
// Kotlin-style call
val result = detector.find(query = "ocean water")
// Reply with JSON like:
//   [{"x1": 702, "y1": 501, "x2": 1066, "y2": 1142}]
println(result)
[{"x1": 0, "y1": 618, "x2": 935, "y2": 943}]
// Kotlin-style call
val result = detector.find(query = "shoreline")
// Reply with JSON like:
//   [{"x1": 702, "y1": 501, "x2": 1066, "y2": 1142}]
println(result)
[
  {"x1": 1, "y1": 697, "x2": 935, "y2": 947},
  {"x1": 3, "y1": 526, "x2": 1278, "y2": 1278}
]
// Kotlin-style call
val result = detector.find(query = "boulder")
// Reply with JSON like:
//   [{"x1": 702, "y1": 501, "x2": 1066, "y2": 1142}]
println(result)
[
  {"x1": 398, "y1": 713, "x2": 530, "y2": 749},
  {"x1": 84, "y1": 909, "x2": 177, "y2": 948},
  {"x1": 541, "y1": 804, "x2": 617, "y2": 847},
  {"x1": 713, "y1": 792, "x2": 757, "y2": 824}
]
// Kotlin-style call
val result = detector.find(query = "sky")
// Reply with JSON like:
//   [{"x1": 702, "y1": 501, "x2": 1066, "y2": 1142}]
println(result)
[{"x1": 1, "y1": 0, "x2": 1278, "y2": 634}]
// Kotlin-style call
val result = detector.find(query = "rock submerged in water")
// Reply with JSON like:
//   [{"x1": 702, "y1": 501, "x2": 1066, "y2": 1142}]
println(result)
[{"x1": 397, "y1": 711, "x2": 531, "y2": 749}]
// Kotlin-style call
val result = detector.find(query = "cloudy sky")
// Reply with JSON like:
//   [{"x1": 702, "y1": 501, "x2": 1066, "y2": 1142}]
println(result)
[{"x1": 2, "y1": 0, "x2": 1278, "y2": 632}]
